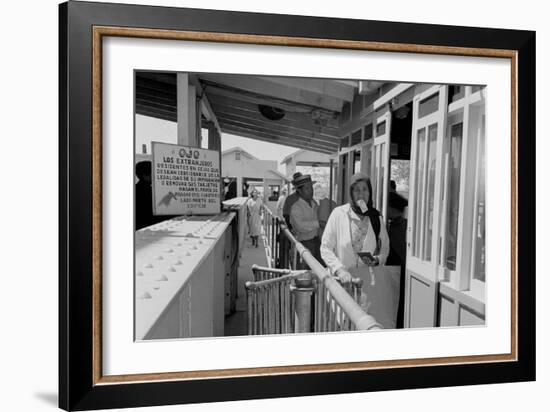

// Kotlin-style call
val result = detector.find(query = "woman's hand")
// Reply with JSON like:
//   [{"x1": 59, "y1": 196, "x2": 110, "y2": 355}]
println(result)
[{"x1": 335, "y1": 268, "x2": 352, "y2": 284}]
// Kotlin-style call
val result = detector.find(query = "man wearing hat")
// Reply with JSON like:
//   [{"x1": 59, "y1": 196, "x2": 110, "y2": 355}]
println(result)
[
  {"x1": 289, "y1": 174, "x2": 323, "y2": 267},
  {"x1": 282, "y1": 172, "x2": 303, "y2": 231}
]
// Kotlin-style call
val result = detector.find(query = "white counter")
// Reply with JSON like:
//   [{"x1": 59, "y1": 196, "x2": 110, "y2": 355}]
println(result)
[{"x1": 135, "y1": 212, "x2": 236, "y2": 340}]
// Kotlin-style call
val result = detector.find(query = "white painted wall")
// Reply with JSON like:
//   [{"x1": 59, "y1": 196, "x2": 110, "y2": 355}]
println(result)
[{"x1": 222, "y1": 151, "x2": 283, "y2": 197}]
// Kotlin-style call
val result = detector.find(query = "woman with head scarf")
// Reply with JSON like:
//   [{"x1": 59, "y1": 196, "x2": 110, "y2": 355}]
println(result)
[{"x1": 320, "y1": 172, "x2": 390, "y2": 283}]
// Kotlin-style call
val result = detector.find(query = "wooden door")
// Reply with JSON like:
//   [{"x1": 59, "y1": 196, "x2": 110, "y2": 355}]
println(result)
[{"x1": 404, "y1": 85, "x2": 448, "y2": 328}]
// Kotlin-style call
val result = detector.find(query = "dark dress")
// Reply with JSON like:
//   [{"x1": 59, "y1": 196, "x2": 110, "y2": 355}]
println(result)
[{"x1": 387, "y1": 216, "x2": 407, "y2": 328}]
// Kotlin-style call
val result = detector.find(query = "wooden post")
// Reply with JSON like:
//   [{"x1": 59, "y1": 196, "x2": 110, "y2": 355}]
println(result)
[
  {"x1": 177, "y1": 73, "x2": 198, "y2": 147},
  {"x1": 207, "y1": 122, "x2": 223, "y2": 203},
  {"x1": 291, "y1": 273, "x2": 314, "y2": 333}
]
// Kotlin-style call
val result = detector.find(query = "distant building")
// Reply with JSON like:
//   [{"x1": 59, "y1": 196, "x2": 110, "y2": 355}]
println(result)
[
  {"x1": 221, "y1": 147, "x2": 289, "y2": 211},
  {"x1": 281, "y1": 149, "x2": 333, "y2": 201}
]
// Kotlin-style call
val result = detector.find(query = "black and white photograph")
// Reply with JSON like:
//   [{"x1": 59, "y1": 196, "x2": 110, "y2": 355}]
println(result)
[
  {"x1": 134, "y1": 72, "x2": 487, "y2": 340},
  {"x1": 47, "y1": 1, "x2": 540, "y2": 411}
]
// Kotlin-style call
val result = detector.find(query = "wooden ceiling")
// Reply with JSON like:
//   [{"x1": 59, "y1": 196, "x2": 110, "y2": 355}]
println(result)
[{"x1": 136, "y1": 72, "x2": 362, "y2": 154}]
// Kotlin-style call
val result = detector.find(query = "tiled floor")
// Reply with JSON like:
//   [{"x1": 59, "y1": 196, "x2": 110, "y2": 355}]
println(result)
[{"x1": 224, "y1": 235, "x2": 268, "y2": 336}]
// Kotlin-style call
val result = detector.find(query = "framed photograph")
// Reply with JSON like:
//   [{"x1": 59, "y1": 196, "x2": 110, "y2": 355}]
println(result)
[{"x1": 59, "y1": 1, "x2": 535, "y2": 410}]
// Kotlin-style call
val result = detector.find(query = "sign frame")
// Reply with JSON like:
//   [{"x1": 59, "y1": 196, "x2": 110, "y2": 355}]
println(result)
[{"x1": 151, "y1": 142, "x2": 221, "y2": 216}]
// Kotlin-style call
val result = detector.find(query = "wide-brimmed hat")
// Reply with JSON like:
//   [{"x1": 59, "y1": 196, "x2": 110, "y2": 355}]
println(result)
[
  {"x1": 290, "y1": 172, "x2": 303, "y2": 186},
  {"x1": 293, "y1": 174, "x2": 316, "y2": 188}
]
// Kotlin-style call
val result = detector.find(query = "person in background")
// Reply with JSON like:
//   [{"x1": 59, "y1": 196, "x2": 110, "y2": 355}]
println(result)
[
  {"x1": 135, "y1": 161, "x2": 164, "y2": 230},
  {"x1": 282, "y1": 172, "x2": 303, "y2": 230},
  {"x1": 315, "y1": 184, "x2": 336, "y2": 236},
  {"x1": 320, "y1": 172, "x2": 389, "y2": 283},
  {"x1": 276, "y1": 187, "x2": 287, "y2": 219},
  {"x1": 246, "y1": 189, "x2": 262, "y2": 248},
  {"x1": 390, "y1": 179, "x2": 397, "y2": 193},
  {"x1": 386, "y1": 191, "x2": 408, "y2": 328},
  {"x1": 289, "y1": 174, "x2": 323, "y2": 267}
]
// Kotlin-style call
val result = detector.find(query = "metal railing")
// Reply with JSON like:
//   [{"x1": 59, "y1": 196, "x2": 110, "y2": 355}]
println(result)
[
  {"x1": 315, "y1": 277, "x2": 364, "y2": 332},
  {"x1": 250, "y1": 205, "x2": 381, "y2": 333},
  {"x1": 245, "y1": 266, "x2": 305, "y2": 335}
]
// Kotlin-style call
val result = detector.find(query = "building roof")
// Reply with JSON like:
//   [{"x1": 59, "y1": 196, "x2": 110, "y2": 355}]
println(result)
[
  {"x1": 280, "y1": 149, "x2": 304, "y2": 165},
  {"x1": 280, "y1": 149, "x2": 332, "y2": 166},
  {"x1": 221, "y1": 146, "x2": 259, "y2": 160},
  {"x1": 266, "y1": 169, "x2": 290, "y2": 182}
]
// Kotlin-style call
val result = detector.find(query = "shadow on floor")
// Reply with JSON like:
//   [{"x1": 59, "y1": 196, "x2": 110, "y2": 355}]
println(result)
[{"x1": 34, "y1": 392, "x2": 58, "y2": 407}]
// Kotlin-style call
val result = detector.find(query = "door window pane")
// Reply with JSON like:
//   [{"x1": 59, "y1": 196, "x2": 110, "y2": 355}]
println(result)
[
  {"x1": 353, "y1": 150, "x2": 361, "y2": 174},
  {"x1": 340, "y1": 135, "x2": 350, "y2": 150},
  {"x1": 448, "y1": 86, "x2": 465, "y2": 104},
  {"x1": 445, "y1": 123, "x2": 463, "y2": 270},
  {"x1": 340, "y1": 154, "x2": 348, "y2": 204},
  {"x1": 423, "y1": 124, "x2": 438, "y2": 261},
  {"x1": 390, "y1": 159, "x2": 410, "y2": 199},
  {"x1": 351, "y1": 129, "x2": 362, "y2": 146},
  {"x1": 369, "y1": 145, "x2": 378, "y2": 200},
  {"x1": 373, "y1": 146, "x2": 380, "y2": 208},
  {"x1": 419, "y1": 93, "x2": 439, "y2": 118},
  {"x1": 377, "y1": 121, "x2": 386, "y2": 137},
  {"x1": 364, "y1": 123, "x2": 373, "y2": 141},
  {"x1": 378, "y1": 143, "x2": 386, "y2": 210},
  {"x1": 413, "y1": 128, "x2": 426, "y2": 258},
  {"x1": 473, "y1": 116, "x2": 486, "y2": 282}
]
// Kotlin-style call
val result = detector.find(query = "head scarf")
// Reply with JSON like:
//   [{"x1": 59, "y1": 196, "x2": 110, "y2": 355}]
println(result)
[{"x1": 348, "y1": 172, "x2": 379, "y2": 218}]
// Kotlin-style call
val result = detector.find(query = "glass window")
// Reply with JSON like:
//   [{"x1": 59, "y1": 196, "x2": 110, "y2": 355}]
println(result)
[
  {"x1": 413, "y1": 128, "x2": 426, "y2": 258},
  {"x1": 340, "y1": 154, "x2": 348, "y2": 204},
  {"x1": 235, "y1": 151, "x2": 241, "y2": 160},
  {"x1": 364, "y1": 123, "x2": 373, "y2": 141},
  {"x1": 444, "y1": 122, "x2": 464, "y2": 270},
  {"x1": 377, "y1": 120, "x2": 386, "y2": 137},
  {"x1": 419, "y1": 93, "x2": 439, "y2": 118},
  {"x1": 473, "y1": 115, "x2": 486, "y2": 282},
  {"x1": 201, "y1": 127, "x2": 209, "y2": 149},
  {"x1": 268, "y1": 185, "x2": 280, "y2": 201},
  {"x1": 423, "y1": 124, "x2": 438, "y2": 261},
  {"x1": 448, "y1": 86, "x2": 465, "y2": 104},
  {"x1": 340, "y1": 135, "x2": 350, "y2": 150},
  {"x1": 378, "y1": 143, "x2": 386, "y2": 210},
  {"x1": 352, "y1": 150, "x2": 361, "y2": 174},
  {"x1": 390, "y1": 159, "x2": 410, "y2": 199},
  {"x1": 351, "y1": 129, "x2": 362, "y2": 146},
  {"x1": 371, "y1": 146, "x2": 378, "y2": 207}
]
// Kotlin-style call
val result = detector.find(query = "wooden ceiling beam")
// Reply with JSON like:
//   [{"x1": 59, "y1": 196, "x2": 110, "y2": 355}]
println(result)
[{"x1": 136, "y1": 105, "x2": 176, "y2": 123}]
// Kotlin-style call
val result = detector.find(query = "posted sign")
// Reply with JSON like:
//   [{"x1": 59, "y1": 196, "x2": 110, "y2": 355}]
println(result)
[{"x1": 152, "y1": 142, "x2": 221, "y2": 215}]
